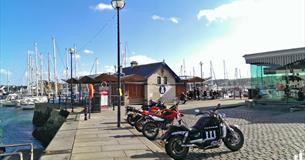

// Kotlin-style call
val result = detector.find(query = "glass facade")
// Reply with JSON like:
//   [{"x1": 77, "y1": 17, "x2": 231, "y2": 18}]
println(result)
[{"x1": 250, "y1": 61, "x2": 305, "y2": 102}]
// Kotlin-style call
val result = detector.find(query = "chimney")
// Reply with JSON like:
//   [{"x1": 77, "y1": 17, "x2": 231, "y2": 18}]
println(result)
[{"x1": 130, "y1": 61, "x2": 138, "y2": 67}]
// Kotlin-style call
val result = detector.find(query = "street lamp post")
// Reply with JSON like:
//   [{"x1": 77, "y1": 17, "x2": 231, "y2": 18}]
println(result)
[
  {"x1": 112, "y1": 0, "x2": 125, "y2": 128},
  {"x1": 69, "y1": 48, "x2": 75, "y2": 113}
]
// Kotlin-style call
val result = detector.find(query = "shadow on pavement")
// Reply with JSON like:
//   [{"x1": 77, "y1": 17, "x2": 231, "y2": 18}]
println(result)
[
  {"x1": 187, "y1": 150, "x2": 231, "y2": 159},
  {"x1": 100, "y1": 122, "x2": 128, "y2": 125},
  {"x1": 130, "y1": 151, "x2": 171, "y2": 160},
  {"x1": 111, "y1": 134, "x2": 142, "y2": 138},
  {"x1": 104, "y1": 126, "x2": 133, "y2": 130}
]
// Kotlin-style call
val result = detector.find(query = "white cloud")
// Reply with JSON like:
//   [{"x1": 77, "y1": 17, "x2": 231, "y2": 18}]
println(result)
[
  {"x1": 78, "y1": 71, "x2": 90, "y2": 76},
  {"x1": 169, "y1": 17, "x2": 179, "y2": 24},
  {"x1": 152, "y1": 15, "x2": 165, "y2": 21},
  {"x1": 128, "y1": 55, "x2": 158, "y2": 65},
  {"x1": 83, "y1": 49, "x2": 94, "y2": 55},
  {"x1": 177, "y1": 0, "x2": 305, "y2": 79},
  {"x1": 91, "y1": 3, "x2": 113, "y2": 11},
  {"x1": 0, "y1": 69, "x2": 12, "y2": 76},
  {"x1": 197, "y1": 0, "x2": 255, "y2": 21},
  {"x1": 105, "y1": 65, "x2": 115, "y2": 73},
  {"x1": 152, "y1": 15, "x2": 179, "y2": 24}
]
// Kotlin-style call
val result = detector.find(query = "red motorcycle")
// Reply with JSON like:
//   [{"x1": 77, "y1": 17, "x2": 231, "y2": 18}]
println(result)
[
  {"x1": 142, "y1": 102, "x2": 183, "y2": 140},
  {"x1": 127, "y1": 101, "x2": 166, "y2": 132}
]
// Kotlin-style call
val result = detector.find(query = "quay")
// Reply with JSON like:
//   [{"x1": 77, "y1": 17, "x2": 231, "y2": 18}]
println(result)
[
  {"x1": 39, "y1": 99, "x2": 245, "y2": 160},
  {"x1": 40, "y1": 107, "x2": 168, "y2": 160}
]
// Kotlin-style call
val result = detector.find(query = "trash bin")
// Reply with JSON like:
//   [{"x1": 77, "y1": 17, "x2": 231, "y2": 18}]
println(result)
[{"x1": 91, "y1": 93, "x2": 101, "y2": 113}]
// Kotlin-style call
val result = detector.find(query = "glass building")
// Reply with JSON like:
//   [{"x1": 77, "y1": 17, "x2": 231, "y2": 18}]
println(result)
[{"x1": 244, "y1": 47, "x2": 305, "y2": 103}]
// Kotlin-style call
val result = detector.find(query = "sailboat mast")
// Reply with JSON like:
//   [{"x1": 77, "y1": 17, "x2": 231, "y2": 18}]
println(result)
[
  {"x1": 183, "y1": 59, "x2": 186, "y2": 76},
  {"x1": 48, "y1": 52, "x2": 51, "y2": 98},
  {"x1": 6, "y1": 70, "x2": 9, "y2": 93},
  {"x1": 95, "y1": 58, "x2": 98, "y2": 74},
  {"x1": 210, "y1": 61, "x2": 213, "y2": 86},
  {"x1": 199, "y1": 61, "x2": 203, "y2": 78},
  {"x1": 73, "y1": 44, "x2": 77, "y2": 94},
  {"x1": 27, "y1": 50, "x2": 30, "y2": 94},
  {"x1": 29, "y1": 54, "x2": 32, "y2": 95},
  {"x1": 35, "y1": 43, "x2": 39, "y2": 96},
  {"x1": 73, "y1": 44, "x2": 77, "y2": 78},
  {"x1": 40, "y1": 52, "x2": 43, "y2": 95},
  {"x1": 52, "y1": 37, "x2": 58, "y2": 97},
  {"x1": 65, "y1": 49, "x2": 69, "y2": 96}
]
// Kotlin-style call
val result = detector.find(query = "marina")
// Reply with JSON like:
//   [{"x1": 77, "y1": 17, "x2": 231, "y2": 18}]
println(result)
[
  {"x1": 0, "y1": 105, "x2": 43, "y2": 152},
  {"x1": 0, "y1": 0, "x2": 304, "y2": 159}
]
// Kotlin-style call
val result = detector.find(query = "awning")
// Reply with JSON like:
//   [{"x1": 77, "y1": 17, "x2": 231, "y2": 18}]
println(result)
[
  {"x1": 243, "y1": 47, "x2": 305, "y2": 66},
  {"x1": 94, "y1": 73, "x2": 117, "y2": 82},
  {"x1": 64, "y1": 78, "x2": 79, "y2": 84},
  {"x1": 78, "y1": 76, "x2": 96, "y2": 84}
]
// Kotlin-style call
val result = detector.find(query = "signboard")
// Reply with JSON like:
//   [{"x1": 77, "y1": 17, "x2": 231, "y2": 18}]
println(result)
[
  {"x1": 159, "y1": 85, "x2": 166, "y2": 94},
  {"x1": 100, "y1": 90, "x2": 108, "y2": 108},
  {"x1": 99, "y1": 84, "x2": 109, "y2": 109}
]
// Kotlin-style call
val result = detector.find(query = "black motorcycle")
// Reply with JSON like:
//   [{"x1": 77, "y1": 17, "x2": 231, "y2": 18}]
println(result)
[{"x1": 161, "y1": 104, "x2": 244, "y2": 160}]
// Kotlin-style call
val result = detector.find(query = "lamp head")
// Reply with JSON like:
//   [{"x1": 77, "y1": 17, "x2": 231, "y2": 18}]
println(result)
[
  {"x1": 69, "y1": 48, "x2": 75, "y2": 54},
  {"x1": 111, "y1": 0, "x2": 125, "y2": 9}
]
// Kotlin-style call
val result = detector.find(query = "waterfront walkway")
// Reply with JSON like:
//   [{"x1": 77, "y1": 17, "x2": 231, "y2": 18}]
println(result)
[
  {"x1": 41, "y1": 107, "x2": 170, "y2": 160},
  {"x1": 70, "y1": 109, "x2": 169, "y2": 160},
  {"x1": 40, "y1": 99, "x2": 245, "y2": 160}
]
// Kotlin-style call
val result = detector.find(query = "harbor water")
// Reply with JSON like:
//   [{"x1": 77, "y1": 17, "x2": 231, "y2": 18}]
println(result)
[{"x1": 0, "y1": 105, "x2": 43, "y2": 151}]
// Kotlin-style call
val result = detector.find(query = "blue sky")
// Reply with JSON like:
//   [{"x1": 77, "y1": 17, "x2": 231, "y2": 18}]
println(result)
[{"x1": 0, "y1": 0, "x2": 304, "y2": 85}]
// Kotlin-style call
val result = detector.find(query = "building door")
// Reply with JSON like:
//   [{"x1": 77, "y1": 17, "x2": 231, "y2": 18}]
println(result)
[
  {"x1": 125, "y1": 84, "x2": 144, "y2": 104},
  {"x1": 176, "y1": 83, "x2": 186, "y2": 98}
]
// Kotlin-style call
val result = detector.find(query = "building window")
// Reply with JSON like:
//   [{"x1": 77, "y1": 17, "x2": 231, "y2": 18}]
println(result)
[
  {"x1": 157, "y1": 76, "x2": 161, "y2": 84},
  {"x1": 164, "y1": 77, "x2": 168, "y2": 84}
]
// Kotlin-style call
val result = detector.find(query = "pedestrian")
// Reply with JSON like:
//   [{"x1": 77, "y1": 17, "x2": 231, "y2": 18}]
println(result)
[
  {"x1": 193, "y1": 88, "x2": 196, "y2": 100},
  {"x1": 196, "y1": 88, "x2": 200, "y2": 100},
  {"x1": 210, "y1": 90, "x2": 213, "y2": 99},
  {"x1": 203, "y1": 90, "x2": 207, "y2": 100},
  {"x1": 180, "y1": 92, "x2": 187, "y2": 104}
]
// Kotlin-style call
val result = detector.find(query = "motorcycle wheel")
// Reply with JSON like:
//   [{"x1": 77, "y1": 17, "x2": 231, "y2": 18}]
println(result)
[
  {"x1": 142, "y1": 122, "x2": 159, "y2": 140},
  {"x1": 165, "y1": 135, "x2": 189, "y2": 160},
  {"x1": 127, "y1": 114, "x2": 135, "y2": 126},
  {"x1": 223, "y1": 127, "x2": 244, "y2": 151},
  {"x1": 135, "y1": 120, "x2": 144, "y2": 132}
]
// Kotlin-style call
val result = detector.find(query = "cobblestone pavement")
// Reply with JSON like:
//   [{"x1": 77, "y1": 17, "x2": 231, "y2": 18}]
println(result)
[{"x1": 159, "y1": 105, "x2": 305, "y2": 160}]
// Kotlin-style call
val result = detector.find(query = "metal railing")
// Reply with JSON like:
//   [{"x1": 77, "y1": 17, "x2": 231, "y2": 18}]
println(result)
[
  {"x1": 0, "y1": 152, "x2": 24, "y2": 160},
  {"x1": 0, "y1": 143, "x2": 33, "y2": 160}
]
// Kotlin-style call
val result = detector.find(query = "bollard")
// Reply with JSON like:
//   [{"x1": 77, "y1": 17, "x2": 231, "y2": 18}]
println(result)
[
  {"x1": 89, "y1": 99, "x2": 92, "y2": 119},
  {"x1": 84, "y1": 105, "x2": 88, "y2": 120}
]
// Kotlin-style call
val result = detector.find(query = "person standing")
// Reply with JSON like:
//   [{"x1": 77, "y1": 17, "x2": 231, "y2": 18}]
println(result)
[{"x1": 180, "y1": 92, "x2": 187, "y2": 104}]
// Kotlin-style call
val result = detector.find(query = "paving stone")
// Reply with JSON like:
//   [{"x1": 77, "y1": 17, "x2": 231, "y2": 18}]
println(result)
[{"x1": 71, "y1": 151, "x2": 125, "y2": 160}]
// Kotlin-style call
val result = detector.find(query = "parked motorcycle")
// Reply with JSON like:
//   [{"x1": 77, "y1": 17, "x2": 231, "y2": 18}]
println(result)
[
  {"x1": 142, "y1": 102, "x2": 183, "y2": 140},
  {"x1": 134, "y1": 101, "x2": 167, "y2": 132},
  {"x1": 125, "y1": 106, "x2": 140, "y2": 126},
  {"x1": 161, "y1": 104, "x2": 244, "y2": 160}
]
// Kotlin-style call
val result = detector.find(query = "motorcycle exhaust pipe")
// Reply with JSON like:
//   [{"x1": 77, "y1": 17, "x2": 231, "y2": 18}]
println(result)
[{"x1": 181, "y1": 144, "x2": 196, "y2": 147}]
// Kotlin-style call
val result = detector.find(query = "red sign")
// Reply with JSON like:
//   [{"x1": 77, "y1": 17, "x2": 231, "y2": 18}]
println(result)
[{"x1": 88, "y1": 84, "x2": 95, "y2": 100}]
